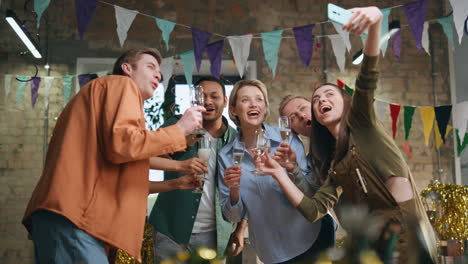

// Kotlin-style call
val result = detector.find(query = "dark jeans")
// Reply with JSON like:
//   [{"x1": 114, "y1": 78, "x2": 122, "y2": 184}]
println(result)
[{"x1": 278, "y1": 214, "x2": 335, "y2": 264}]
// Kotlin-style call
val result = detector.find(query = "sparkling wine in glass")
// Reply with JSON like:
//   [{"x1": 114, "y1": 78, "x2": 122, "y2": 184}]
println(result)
[
  {"x1": 190, "y1": 84, "x2": 205, "y2": 136},
  {"x1": 232, "y1": 141, "x2": 244, "y2": 187},
  {"x1": 279, "y1": 116, "x2": 291, "y2": 163},
  {"x1": 193, "y1": 134, "x2": 211, "y2": 193},
  {"x1": 251, "y1": 129, "x2": 268, "y2": 175}
]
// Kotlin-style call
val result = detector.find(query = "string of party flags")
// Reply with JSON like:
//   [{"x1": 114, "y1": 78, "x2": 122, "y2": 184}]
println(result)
[
  {"x1": 29, "y1": 0, "x2": 468, "y2": 80},
  {"x1": 3, "y1": 72, "x2": 468, "y2": 156},
  {"x1": 337, "y1": 79, "x2": 468, "y2": 156}
]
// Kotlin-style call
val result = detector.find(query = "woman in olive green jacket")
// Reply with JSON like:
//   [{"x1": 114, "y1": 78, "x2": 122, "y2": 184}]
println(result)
[{"x1": 259, "y1": 6, "x2": 438, "y2": 264}]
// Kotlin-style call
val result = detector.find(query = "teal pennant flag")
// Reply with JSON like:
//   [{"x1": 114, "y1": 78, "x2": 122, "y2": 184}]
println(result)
[
  {"x1": 16, "y1": 76, "x2": 28, "y2": 104},
  {"x1": 437, "y1": 16, "x2": 455, "y2": 50},
  {"x1": 180, "y1": 50, "x2": 195, "y2": 84},
  {"x1": 155, "y1": 18, "x2": 176, "y2": 51},
  {"x1": 62, "y1": 75, "x2": 73, "y2": 104},
  {"x1": 35, "y1": 0, "x2": 51, "y2": 28},
  {"x1": 380, "y1": 8, "x2": 391, "y2": 56},
  {"x1": 261, "y1": 30, "x2": 283, "y2": 77}
]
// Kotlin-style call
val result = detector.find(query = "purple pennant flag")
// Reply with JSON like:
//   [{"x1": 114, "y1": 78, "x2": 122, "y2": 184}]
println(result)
[
  {"x1": 78, "y1": 74, "x2": 92, "y2": 89},
  {"x1": 435, "y1": 105, "x2": 452, "y2": 143},
  {"x1": 31, "y1": 77, "x2": 41, "y2": 108},
  {"x1": 75, "y1": 0, "x2": 98, "y2": 39},
  {"x1": 391, "y1": 30, "x2": 401, "y2": 61},
  {"x1": 403, "y1": 0, "x2": 430, "y2": 52},
  {"x1": 293, "y1": 24, "x2": 315, "y2": 67},
  {"x1": 206, "y1": 40, "x2": 224, "y2": 79},
  {"x1": 191, "y1": 28, "x2": 212, "y2": 72}
]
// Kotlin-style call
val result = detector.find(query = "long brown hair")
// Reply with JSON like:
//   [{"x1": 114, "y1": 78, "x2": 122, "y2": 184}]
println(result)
[{"x1": 309, "y1": 83, "x2": 352, "y2": 184}]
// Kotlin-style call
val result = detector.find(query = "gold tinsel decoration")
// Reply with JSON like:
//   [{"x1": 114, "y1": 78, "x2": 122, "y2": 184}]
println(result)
[
  {"x1": 421, "y1": 180, "x2": 468, "y2": 242},
  {"x1": 116, "y1": 222, "x2": 155, "y2": 264}
]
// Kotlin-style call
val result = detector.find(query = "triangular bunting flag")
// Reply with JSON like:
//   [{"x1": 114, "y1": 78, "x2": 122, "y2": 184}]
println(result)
[
  {"x1": 4, "y1": 74, "x2": 12, "y2": 104},
  {"x1": 227, "y1": 35, "x2": 252, "y2": 78},
  {"x1": 328, "y1": 34, "x2": 346, "y2": 72},
  {"x1": 400, "y1": 141, "x2": 413, "y2": 159},
  {"x1": 16, "y1": 76, "x2": 28, "y2": 104},
  {"x1": 332, "y1": 22, "x2": 351, "y2": 52},
  {"x1": 434, "y1": 105, "x2": 452, "y2": 143},
  {"x1": 293, "y1": 24, "x2": 315, "y2": 66},
  {"x1": 155, "y1": 18, "x2": 176, "y2": 51},
  {"x1": 449, "y1": 0, "x2": 468, "y2": 44},
  {"x1": 34, "y1": 0, "x2": 50, "y2": 28},
  {"x1": 437, "y1": 16, "x2": 455, "y2": 51},
  {"x1": 390, "y1": 104, "x2": 401, "y2": 139},
  {"x1": 78, "y1": 74, "x2": 92, "y2": 89},
  {"x1": 207, "y1": 40, "x2": 224, "y2": 79},
  {"x1": 456, "y1": 129, "x2": 468, "y2": 156},
  {"x1": 403, "y1": 0, "x2": 430, "y2": 52},
  {"x1": 114, "y1": 5, "x2": 138, "y2": 47},
  {"x1": 344, "y1": 85, "x2": 354, "y2": 96},
  {"x1": 374, "y1": 100, "x2": 388, "y2": 121},
  {"x1": 419, "y1": 106, "x2": 435, "y2": 146},
  {"x1": 31, "y1": 77, "x2": 41, "y2": 108},
  {"x1": 380, "y1": 8, "x2": 391, "y2": 56},
  {"x1": 337, "y1": 79, "x2": 345, "y2": 88},
  {"x1": 191, "y1": 28, "x2": 212, "y2": 72},
  {"x1": 422, "y1": 22, "x2": 430, "y2": 55},
  {"x1": 160, "y1": 57, "x2": 174, "y2": 93},
  {"x1": 62, "y1": 75, "x2": 73, "y2": 105},
  {"x1": 75, "y1": 0, "x2": 98, "y2": 39},
  {"x1": 453, "y1": 101, "x2": 468, "y2": 140},
  {"x1": 180, "y1": 50, "x2": 195, "y2": 84},
  {"x1": 390, "y1": 30, "x2": 401, "y2": 60},
  {"x1": 44, "y1": 76, "x2": 54, "y2": 108},
  {"x1": 96, "y1": 71, "x2": 108, "y2": 78},
  {"x1": 434, "y1": 125, "x2": 453, "y2": 150},
  {"x1": 261, "y1": 30, "x2": 283, "y2": 77},
  {"x1": 403, "y1": 106, "x2": 416, "y2": 140}
]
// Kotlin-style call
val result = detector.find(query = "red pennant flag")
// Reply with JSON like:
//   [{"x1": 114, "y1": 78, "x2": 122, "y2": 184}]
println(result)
[
  {"x1": 400, "y1": 141, "x2": 413, "y2": 159},
  {"x1": 337, "y1": 79, "x2": 345, "y2": 88},
  {"x1": 390, "y1": 104, "x2": 401, "y2": 139}
]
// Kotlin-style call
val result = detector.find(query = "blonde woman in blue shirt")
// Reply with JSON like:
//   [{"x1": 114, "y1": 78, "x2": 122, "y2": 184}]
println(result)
[{"x1": 217, "y1": 80, "x2": 335, "y2": 264}]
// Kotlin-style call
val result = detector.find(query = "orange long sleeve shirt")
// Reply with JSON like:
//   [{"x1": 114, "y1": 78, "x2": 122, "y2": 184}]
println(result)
[{"x1": 23, "y1": 75, "x2": 187, "y2": 261}]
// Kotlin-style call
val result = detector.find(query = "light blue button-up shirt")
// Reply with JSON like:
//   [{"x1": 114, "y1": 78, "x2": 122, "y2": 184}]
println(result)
[{"x1": 217, "y1": 124, "x2": 322, "y2": 264}]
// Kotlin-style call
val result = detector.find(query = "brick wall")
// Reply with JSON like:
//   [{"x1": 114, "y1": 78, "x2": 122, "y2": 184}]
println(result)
[{"x1": 0, "y1": 0, "x2": 456, "y2": 263}]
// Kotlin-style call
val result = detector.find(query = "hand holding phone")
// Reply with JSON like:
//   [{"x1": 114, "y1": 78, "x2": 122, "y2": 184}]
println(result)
[{"x1": 328, "y1": 3, "x2": 368, "y2": 36}]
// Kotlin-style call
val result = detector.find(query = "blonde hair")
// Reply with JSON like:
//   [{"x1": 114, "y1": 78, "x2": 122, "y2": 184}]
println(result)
[
  {"x1": 278, "y1": 95, "x2": 310, "y2": 116},
  {"x1": 228, "y1": 80, "x2": 270, "y2": 126}
]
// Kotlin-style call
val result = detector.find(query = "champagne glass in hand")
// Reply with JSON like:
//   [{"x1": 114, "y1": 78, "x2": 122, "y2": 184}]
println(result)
[
  {"x1": 278, "y1": 116, "x2": 291, "y2": 163},
  {"x1": 190, "y1": 84, "x2": 206, "y2": 136},
  {"x1": 232, "y1": 141, "x2": 245, "y2": 187},
  {"x1": 193, "y1": 134, "x2": 211, "y2": 193},
  {"x1": 250, "y1": 129, "x2": 268, "y2": 175}
]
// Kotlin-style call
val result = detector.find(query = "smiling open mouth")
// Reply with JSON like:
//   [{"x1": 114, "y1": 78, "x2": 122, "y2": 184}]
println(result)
[
  {"x1": 247, "y1": 110, "x2": 260, "y2": 117},
  {"x1": 321, "y1": 105, "x2": 332, "y2": 113}
]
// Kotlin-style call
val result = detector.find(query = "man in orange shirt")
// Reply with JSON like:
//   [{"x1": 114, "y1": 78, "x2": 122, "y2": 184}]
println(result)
[{"x1": 22, "y1": 48, "x2": 204, "y2": 264}]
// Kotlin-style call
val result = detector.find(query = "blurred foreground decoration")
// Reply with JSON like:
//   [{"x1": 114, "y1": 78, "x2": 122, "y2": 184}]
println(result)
[
  {"x1": 116, "y1": 222, "x2": 155, "y2": 264},
  {"x1": 421, "y1": 180, "x2": 468, "y2": 256}
]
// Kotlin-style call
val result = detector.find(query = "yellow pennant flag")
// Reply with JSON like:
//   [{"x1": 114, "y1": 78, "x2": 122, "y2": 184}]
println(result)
[
  {"x1": 434, "y1": 125, "x2": 453, "y2": 149},
  {"x1": 419, "y1": 107, "x2": 435, "y2": 146}
]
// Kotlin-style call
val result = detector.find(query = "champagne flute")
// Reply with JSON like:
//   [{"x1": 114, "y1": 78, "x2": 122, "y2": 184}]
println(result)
[
  {"x1": 190, "y1": 84, "x2": 205, "y2": 136},
  {"x1": 193, "y1": 134, "x2": 211, "y2": 193},
  {"x1": 278, "y1": 116, "x2": 291, "y2": 163},
  {"x1": 251, "y1": 129, "x2": 268, "y2": 175},
  {"x1": 232, "y1": 141, "x2": 244, "y2": 187}
]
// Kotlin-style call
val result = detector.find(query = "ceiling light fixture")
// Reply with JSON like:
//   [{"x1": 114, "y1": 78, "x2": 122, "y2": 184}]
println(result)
[{"x1": 5, "y1": 9, "x2": 42, "y2": 59}]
